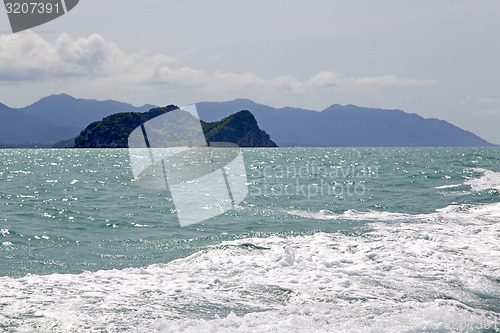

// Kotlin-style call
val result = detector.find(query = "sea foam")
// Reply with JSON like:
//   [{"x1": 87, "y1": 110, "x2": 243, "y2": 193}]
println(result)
[
  {"x1": 465, "y1": 168, "x2": 500, "y2": 192},
  {"x1": 1, "y1": 202, "x2": 499, "y2": 332}
]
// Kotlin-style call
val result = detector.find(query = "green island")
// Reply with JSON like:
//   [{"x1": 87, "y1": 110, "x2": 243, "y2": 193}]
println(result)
[{"x1": 71, "y1": 106, "x2": 277, "y2": 148}]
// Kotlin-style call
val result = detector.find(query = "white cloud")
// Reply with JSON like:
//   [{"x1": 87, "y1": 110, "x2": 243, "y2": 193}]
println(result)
[
  {"x1": 0, "y1": 31, "x2": 177, "y2": 82},
  {"x1": 0, "y1": 31, "x2": 436, "y2": 96},
  {"x1": 462, "y1": 96, "x2": 500, "y2": 104},
  {"x1": 308, "y1": 72, "x2": 436, "y2": 89}
]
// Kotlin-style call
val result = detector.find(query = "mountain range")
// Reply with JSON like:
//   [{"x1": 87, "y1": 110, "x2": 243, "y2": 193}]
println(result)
[
  {"x1": 0, "y1": 94, "x2": 494, "y2": 147},
  {"x1": 0, "y1": 101, "x2": 78, "y2": 146},
  {"x1": 19, "y1": 94, "x2": 156, "y2": 129},
  {"x1": 0, "y1": 94, "x2": 154, "y2": 146},
  {"x1": 195, "y1": 99, "x2": 493, "y2": 147}
]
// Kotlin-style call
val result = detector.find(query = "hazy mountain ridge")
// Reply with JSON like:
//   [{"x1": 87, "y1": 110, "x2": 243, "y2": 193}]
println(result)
[
  {"x1": 196, "y1": 99, "x2": 493, "y2": 147},
  {"x1": 0, "y1": 95, "x2": 494, "y2": 147},
  {"x1": 0, "y1": 102, "x2": 79, "y2": 145},
  {"x1": 0, "y1": 94, "x2": 157, "y2": 146},
  {"x1": 19, "y1": 94, "x2": 156, "y2": 129}
]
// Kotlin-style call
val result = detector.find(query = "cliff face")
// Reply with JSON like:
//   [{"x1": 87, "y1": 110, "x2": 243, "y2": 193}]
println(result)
[
  {"x1": 74, "y1": 107, "x2": 277, "y2": 148},
  {"x1": 202, "y1": 110, "x2": 277, "y2": 147}
]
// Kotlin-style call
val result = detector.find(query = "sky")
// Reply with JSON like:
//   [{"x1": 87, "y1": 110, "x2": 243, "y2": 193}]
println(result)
[{"x1": 0, "y1": 0, "x2": 499, "y2": 143}]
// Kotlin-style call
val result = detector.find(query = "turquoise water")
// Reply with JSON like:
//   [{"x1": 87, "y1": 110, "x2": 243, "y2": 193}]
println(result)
[{"x1": 1, "y1": 148, "x2": 499, "y2": 332}]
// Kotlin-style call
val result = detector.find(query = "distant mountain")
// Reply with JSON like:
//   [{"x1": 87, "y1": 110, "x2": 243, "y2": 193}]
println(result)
[
  {"x1": 0, "y1": 94, "x2": 157, "y2": 147},
  {"x1": 196, "y1": 99, "x2": 492, "y2": 147},
  {"x1": 74, "y1": 107, "x2": 277, "y2": 148},
  {"x1": 0, "y1": 103, "x2": 79, "y2": 145},
  {"x1": 0, "y1": 95, "x2": 493, "y2": 147},
  {"x1": 19, "y1": 94, "x2": 156, "y2": 129}
]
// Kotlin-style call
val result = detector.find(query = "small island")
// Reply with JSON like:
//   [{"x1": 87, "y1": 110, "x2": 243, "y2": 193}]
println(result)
[{"x1": 72, "y1": 106, "x2": 277, "y2": 148}]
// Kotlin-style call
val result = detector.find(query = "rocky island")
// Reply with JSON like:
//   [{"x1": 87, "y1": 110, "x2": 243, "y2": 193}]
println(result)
[{"x1": 73, "y1": 106, "x2": 277, "y2": 148}]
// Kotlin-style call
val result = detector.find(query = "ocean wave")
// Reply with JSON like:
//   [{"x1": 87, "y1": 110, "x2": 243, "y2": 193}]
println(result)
[
  {"x1": 465, "y1": 168, "x2": 500, "y2": 192},
  {"x1": 431, "y1": 168, "x2": 500, "y2": 193},
  {"x1": 434, "y1": 183, "x2": 462, "y2": 189},
  {"x1": 1, "y1": 204, "x2": 499, "y2": 332},
  {"x1": 287, "y1": 208, "x2": 413, "y2": 221},
  {"x1": 288, "y1": 201, "x2": 500, "y2": 224}
]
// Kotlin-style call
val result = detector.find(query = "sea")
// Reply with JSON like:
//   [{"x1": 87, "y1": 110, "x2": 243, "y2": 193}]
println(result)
[{"x1": 0, "y1": 147, "x2": 499, "y2": 332}]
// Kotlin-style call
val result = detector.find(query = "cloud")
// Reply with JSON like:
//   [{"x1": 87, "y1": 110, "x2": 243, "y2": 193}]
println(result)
[
  {"x1": 0, "y1": 31, "x2": 176, "y2": 82},
  {"x1": 0, "y1": 31, "x2": 436, "y2": 95},
  {"x1": 308, "y1": 72, "x2": 436, "y2": 89},
  {"x1": 462, "y1": 96, "x2": 500, "y2": 104},
  {"x1": 472, "y1": 108, "x2": 500, "y2": 115},
  {"x1": 462, "y1": 96, "x2": 500, "y2": 116}
]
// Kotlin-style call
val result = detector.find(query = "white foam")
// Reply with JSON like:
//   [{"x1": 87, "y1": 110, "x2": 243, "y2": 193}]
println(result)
[
  {"x1": 289, "y1": 201, "x2": 500, "y2": 225},
  {"x1": 465, "y1": 168, "x2": 500, "y2": 192},
  {"x1": 288, "y1": 208, "x2": 415, "y2": 221},
  {"x1": 434, "y1": 184, "x2": 462, "y2": 189},
  {"x1": 432, "y1": 168, "x2": 500, "y2": 192},
  {"x1": 1, "y1": 203, "x2": 499, "y2": 332},
  {"x1": 152, "y1": 302, "x2": 499, "y2": 333}
]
